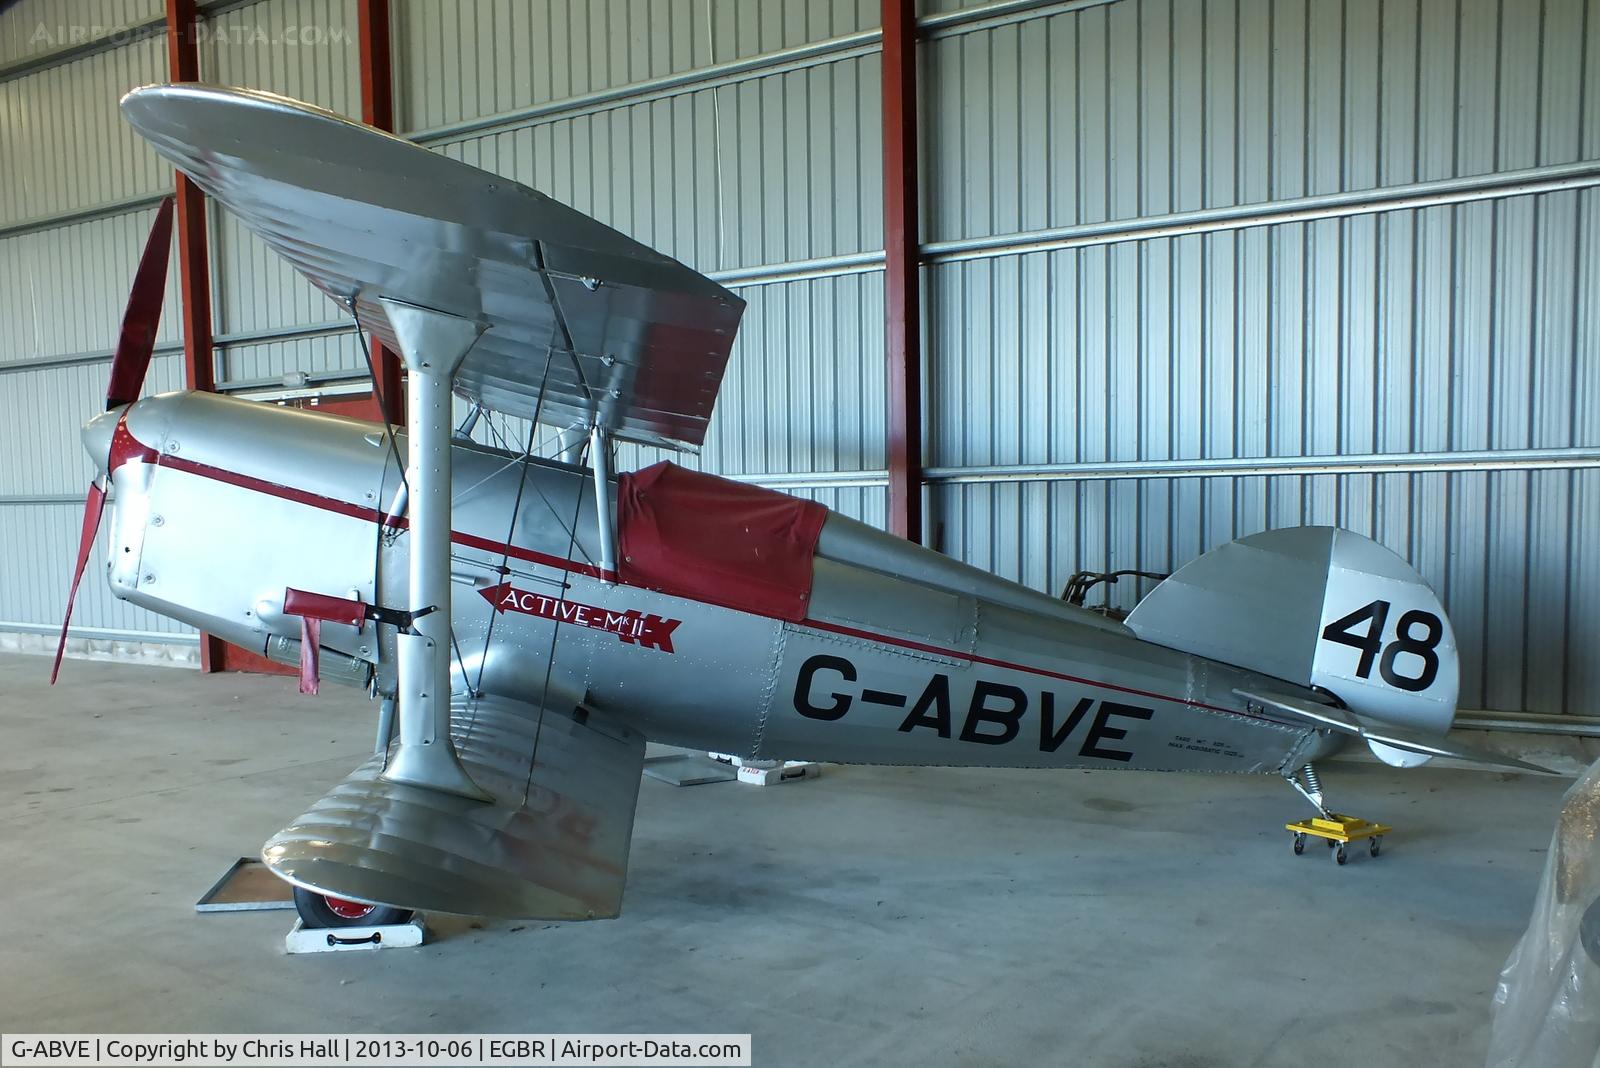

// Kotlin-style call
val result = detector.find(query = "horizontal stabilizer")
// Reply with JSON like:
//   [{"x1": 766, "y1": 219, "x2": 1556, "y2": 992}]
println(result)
[
  {"x1": 262, "y1": 694, "x2": 645, "y2": 919},
  {"x1": 1236, "y1": 689, "x2": 1551, "y2": 775},
  {"x1": 1359, "y1": 724, "x2": 1551, "y2": 775}
]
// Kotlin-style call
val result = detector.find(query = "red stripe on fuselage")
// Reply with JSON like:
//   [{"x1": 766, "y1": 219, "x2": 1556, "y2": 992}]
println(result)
[
  {"x1": 116, "y1": 432, "x2": 1280, "y2": 725},
  {"x1": 157, "y1": 452, "x2": 384, "y2": 524},
  {"x1": 142, "y1": 448, "x2": 606, "y2": 579}
]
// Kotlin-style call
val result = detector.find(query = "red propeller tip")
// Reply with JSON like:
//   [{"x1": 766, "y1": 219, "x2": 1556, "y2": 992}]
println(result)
[{"x1": 50, "y1": 482, "x2": 108, "y2": 685}]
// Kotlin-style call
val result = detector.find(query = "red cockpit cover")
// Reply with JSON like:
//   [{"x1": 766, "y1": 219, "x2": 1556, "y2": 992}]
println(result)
[{"x1": 617, "y1": 461, "x2": 827, "y2": 622}]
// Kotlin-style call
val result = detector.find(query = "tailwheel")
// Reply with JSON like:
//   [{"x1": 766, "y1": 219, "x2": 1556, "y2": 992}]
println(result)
[{"x1": 293, "y1": 885, "x2": 413, "y2": 928}]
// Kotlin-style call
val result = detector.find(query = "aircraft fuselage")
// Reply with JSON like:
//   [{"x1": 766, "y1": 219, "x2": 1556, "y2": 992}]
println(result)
[{"x1": 88, "y1": 390, "x2": 1331, "y2": 778}]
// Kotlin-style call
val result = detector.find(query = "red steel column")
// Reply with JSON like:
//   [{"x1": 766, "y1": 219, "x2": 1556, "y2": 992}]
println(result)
[
  {"x1": 166, "y1": 0, "x2": 223, "y2": 671},
  {"x1": 882, "y1": 0, "x2": 923, "y2": 543},
  {"x1": 357, "y1": 0, "x2": 405, "y2": 423},
  {"x1": 165, "y1": 0, "x2": 214, "y2": 396}
]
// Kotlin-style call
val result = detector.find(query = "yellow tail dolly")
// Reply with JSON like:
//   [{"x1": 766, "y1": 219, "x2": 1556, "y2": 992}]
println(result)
[{"x1": 1286, "y1": 814, "x2": 1390, "y2": 865}]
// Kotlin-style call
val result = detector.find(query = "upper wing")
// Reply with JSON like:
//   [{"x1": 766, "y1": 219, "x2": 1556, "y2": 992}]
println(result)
[
  {"x1": 262, "y1": 693, "x2": 646, "y2": 919},
  {"x1": 121, "y1": 84, "x2": 744, "y2": 451}
]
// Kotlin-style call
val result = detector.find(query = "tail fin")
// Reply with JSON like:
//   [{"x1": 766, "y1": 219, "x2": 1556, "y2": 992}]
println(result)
[{"x1": 1125, "y1": 528, "x2": 1460, "y2": 762}]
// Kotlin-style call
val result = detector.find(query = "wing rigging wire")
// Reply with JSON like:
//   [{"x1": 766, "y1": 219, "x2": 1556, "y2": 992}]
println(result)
[
  {"x1": 529, "y1": 238, "x2": 600, "y2": 427},
  {"x1": 465, "y1": 414, "x2": 599, "y2": 566},
  {"x1": 348, "y1": 296, "x2": 411, "y2": 513},
  {"x1": 508, "y1": 249, "x2": 609, "y2": 803},
  {"x1": 520, "y1": 432, "x2": 593, "y2": 808},
  {"x1": 469, "y1": 347, "x2": 554, "y2": 698}
]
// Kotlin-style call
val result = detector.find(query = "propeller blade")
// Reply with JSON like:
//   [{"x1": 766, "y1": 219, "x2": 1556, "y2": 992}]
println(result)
[
  {"x1": 104, "y1": 197, "x2": 176, "y2": 409},
  {"x1": 63, "y1": 198, "x2": 175, "y2": 681},
  {"x1": 50, "y1": 482, "x2": 108, "y2": 685}
]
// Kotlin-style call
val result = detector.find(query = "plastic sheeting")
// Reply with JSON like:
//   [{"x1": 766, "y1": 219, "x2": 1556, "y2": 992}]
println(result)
[{"x1": 1488, "y1": 760, "x2": 1600, "y2": 1067}]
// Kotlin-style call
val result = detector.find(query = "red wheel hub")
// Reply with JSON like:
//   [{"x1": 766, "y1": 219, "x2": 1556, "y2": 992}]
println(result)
[{"x1": 324, "y1": 895, "x2": 376, "y2": 920}]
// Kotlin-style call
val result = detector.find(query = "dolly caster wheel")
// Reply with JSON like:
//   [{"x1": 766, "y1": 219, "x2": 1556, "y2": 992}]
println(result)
[
  {"x1": 1332, "y1": 843, "x2": 1347, "y2": 866},
  {"x1": 1369, "y1": 836, "x2": 1382, "y2": 857},
  {"x1": 1292, "y1": 833, "x2": 1306, "y2": 855},
  {"x1": 1326, "y1": 837, "x2": 1337, "y2": 848}
]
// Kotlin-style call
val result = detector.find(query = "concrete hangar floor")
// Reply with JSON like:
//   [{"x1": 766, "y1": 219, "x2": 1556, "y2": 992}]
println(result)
[{"x1": 0, "y1": 653, "x2": 1573, "y2": 1066}]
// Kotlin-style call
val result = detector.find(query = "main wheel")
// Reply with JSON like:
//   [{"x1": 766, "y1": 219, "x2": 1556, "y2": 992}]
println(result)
[{"x1": 293, "y1": 885, "x2": 413, "y2": 929}]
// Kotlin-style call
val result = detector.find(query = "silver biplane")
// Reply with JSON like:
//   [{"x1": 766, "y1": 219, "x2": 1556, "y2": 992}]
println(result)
[{"x1": 51, "y1": 85, "x2": 1541, "y2": 928}]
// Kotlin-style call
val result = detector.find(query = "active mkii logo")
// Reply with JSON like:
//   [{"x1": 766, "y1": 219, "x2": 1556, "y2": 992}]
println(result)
[{"x1": 478, "y1": 583, "x2": 681, "y2": 653}]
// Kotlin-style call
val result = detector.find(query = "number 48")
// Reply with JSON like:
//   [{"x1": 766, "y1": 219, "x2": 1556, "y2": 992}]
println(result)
[{"x1": 1320, "y1": 599, "x2": 1443, "y2": 692}]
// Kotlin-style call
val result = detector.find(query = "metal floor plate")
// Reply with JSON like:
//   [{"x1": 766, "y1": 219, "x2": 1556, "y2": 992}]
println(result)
[
  {"x1": 643, "y1": 752, "x2": 738, "y2": 786},
  {"x1": 195, "y1": 857, "x2": 295, "y2": 912}
]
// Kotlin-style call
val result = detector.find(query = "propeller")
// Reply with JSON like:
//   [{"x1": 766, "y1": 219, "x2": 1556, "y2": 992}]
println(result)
[
  {"x1": 50, "y1": 196, "x2": 176, "y2": 684},
  {"x1": 105, "y1": 197, "x2": 175, "y2": 410}
]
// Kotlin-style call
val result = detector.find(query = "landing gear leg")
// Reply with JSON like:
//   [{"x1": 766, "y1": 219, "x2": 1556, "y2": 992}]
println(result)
[{"x1": 1285, "y1": 762, "x2": 1330, "y2": 818}]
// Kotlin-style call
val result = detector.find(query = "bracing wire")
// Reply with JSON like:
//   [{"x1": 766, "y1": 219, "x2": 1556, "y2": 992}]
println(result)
[
  {"x1": 469, "y1": 348, "x2": 555, "y2": 705},
  {"x1": 705, "y1": 0, "x2": 727, "y2": 270},
  {"x1": 465, "y1": 415, "x2": 598, "y2": 563},
  {"x1": 348, "y1": 298, "x2": 410, "y2": 507},
  {"x1": 520, "y1": 428, "x2": 594, "y2": 807}
]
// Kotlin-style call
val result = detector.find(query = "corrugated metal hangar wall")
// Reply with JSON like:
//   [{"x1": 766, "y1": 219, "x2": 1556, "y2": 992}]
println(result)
[{"x1": 1, "y1": 0, "x2": 1597, "y2": 716}]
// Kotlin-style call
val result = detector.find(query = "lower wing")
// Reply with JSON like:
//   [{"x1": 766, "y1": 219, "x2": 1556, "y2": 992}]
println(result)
[{"x1": 262, "y1": 693, "x2": 645, "y2": 919}]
